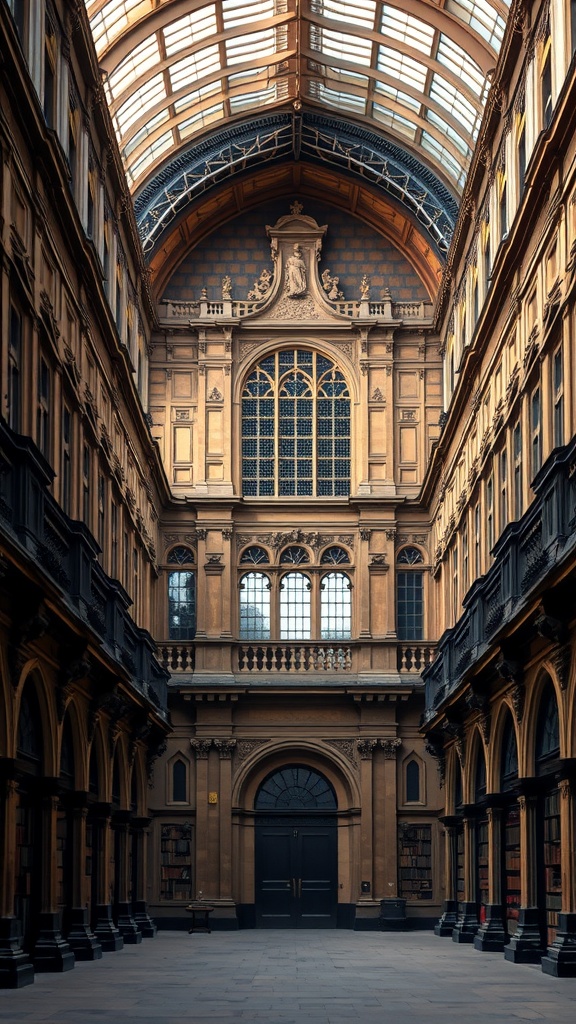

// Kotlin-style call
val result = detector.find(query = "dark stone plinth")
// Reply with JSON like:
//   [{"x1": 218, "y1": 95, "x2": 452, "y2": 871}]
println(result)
[
  {"x1": 504, "y1": 908, "x2": 544, "y2": 964},
  {"x1": 116, "y1": 902, "x2": 142, "y2": 944},
  {"x1": 66, "y1": 908, "x2": 102, "y2": 961},
  {"x1": 93, "y1": 904, "x2": 124, "y2": 951},
  {"x1": 133, "y1": 900, "x2": 157, "y2": 938},
  {"x1": 33, "y1": 913, "x2": 75, "y2": 973},
  {"x1": 452, "y1": 902, "x2": 479, "y2": 943},
  {"x1": 434, "y1": 899, "x2": 458, "y2": 937},
  {"x1": 541, "y1": 913, "x2": 576, "y2": 977},
  {"x1": 474, "y1": 904, "x2": 508, "y2": 951},
  {"x1": 0, "y1": 917, "x2": 34, "y2": 988}
]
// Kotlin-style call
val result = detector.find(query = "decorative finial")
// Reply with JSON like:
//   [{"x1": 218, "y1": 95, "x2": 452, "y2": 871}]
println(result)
[{"x1": 290, "y1": 200, "x2": 304, "y2": 215}]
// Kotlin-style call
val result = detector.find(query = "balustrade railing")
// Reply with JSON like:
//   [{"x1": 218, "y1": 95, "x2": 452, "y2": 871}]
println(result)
[
  {"x1": 159, "y1": 644, "x2": 196, "y2": 673},
  {"x1": 397, "y1": 644, "x2": 436, "y2": 673},
  {"x1": 158, "y1": 297, "x2": 433, "y2": 322},
  {"x1": 237, "y1": 643, "x2": 353, "y2": 672}
]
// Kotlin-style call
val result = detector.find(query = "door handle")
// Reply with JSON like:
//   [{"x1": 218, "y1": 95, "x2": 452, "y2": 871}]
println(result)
[{"x1": 292, "y1": 877, "x2": 297, "y2": 897}]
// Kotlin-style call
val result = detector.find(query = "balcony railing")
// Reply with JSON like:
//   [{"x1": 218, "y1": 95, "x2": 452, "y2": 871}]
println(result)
[
  {"x1": 158, "y1": 639, "x2": 435, "y2": 677},
  {"x1": 0, "y1": 421, "x2": 169, "y2": 714},
  {"x1": 397, "y1": 644, "x2": 436, "y2": 673},
  {"x1": 158, "y1": 297, "x2": 434, "y2": 323},
  {"x1": 237, "y1": 643, "x2": 353, "y2": 673},
  {"x1": 423, "y1": 435, "x2": 576, "y2": 722}
]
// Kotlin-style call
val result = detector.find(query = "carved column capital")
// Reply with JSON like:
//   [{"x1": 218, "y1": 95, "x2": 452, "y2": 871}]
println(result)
[
  {"x1": 380, "y1": 738, "x2": 401, "y2": 759},
  {"x1": 190, "y1": 739, "x2": 212, "y2": 759},
  {"x1": 356, "y1": 738, "x2": 378, "y2": 760},
  {"x1": 213, "y1": 739, "x2": 236, "y2": 759}
]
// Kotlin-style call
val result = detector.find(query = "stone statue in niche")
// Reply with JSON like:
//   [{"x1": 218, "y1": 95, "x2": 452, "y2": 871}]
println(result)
[
  {"x1": 321, "y1": 269, "x2": 344, "y2": 301},
  {"x1": 285, "y1": 243, "x2": 307, "y2": 297}
]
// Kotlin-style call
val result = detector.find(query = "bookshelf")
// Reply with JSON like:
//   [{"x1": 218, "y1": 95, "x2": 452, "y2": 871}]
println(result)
[
  {"x1": 398, "y1": 823, "x2": 432, "y2": 901},
  {"x1": 160, "y1": 823, "x2": 193, "y2": 901},
  {"x1": 503, "y1": 804, "x2": 520, "y2": 935},
  {"x1": 542, "y1": 790, "x2": 561, "y2": 946},
  {"x1": 476, "y1": 816, "x2": 489, "y2": 921}
]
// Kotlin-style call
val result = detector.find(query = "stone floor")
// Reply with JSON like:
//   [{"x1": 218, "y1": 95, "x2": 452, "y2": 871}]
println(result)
[{"x1": 1, "y1": 930, "x2": 576, "y2": 1024}]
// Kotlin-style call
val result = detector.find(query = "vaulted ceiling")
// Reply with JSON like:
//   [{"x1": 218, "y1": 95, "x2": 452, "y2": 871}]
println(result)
[{"x1": 85, "y1": 0, "x2": 509, "y2": 285}]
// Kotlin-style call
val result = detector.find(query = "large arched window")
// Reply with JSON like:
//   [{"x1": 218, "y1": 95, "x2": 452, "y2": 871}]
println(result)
[
  {"x1": 396, "y1": 546, "x2": 424, "y2": 640},
  {"x1": 255, "y1": 765, "x2": 337, "y2": 810},
  {"x1": 239, "y1": 572, "x2": 271, "y2": 640},
  {"x1": 167, "y1": 546, "x2": 196, "y2": 640},
  {"x1": 320, "y1": 572, "x2": 351, "y2": 639},
  {"x1": 535, "y1": 680, "x2": 560, "y2": 773},
  {"x1": 241, "y1": 349, "x2": 350, "y2": 497}
]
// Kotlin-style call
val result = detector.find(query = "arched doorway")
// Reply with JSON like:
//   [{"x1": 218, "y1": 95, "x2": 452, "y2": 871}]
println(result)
[{"x1": 254, "y1": 765, "x2": 337, "y2": 928}]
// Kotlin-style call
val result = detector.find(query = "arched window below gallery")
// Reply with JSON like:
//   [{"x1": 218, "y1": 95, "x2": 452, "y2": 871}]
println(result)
[
  {"x1": 535, "y1": 679, "x2": 561, "y2": 948},
  {"x1": 239, "y1": 572, "x2": 271, "y2": 640}
]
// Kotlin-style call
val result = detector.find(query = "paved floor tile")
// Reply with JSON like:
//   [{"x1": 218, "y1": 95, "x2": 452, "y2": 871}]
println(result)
[{"x1": 1, "y1": 930, "x2": 576, "y2": 1023}]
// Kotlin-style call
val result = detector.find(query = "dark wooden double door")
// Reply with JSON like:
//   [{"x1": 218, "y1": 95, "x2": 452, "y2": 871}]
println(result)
[{"x1": 255, "y1": 817, "x2": 337, "y2": 928}]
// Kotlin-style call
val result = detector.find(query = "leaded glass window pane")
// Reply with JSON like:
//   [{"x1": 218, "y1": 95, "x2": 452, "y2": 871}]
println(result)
[
  {"x1": 397, "y1": 546, "x2": 423, "y2": 565},
  {"x1": 279, "y1": 546, "x2": 309, "y2": 565},
  {"x1": 168, "y1": 570, "x2": 196, "y2": 640},
  {"x1": 320, "y1": 571, "x2": 351, "y2": 639},
  {"x1": 167, "y1": 545, "x2": 195, "y2": 565},
  {"x1": 255, "y1": 765, "x2": 337, "y2": 810},
  {"x1": 239, "y1": 571, "x2": 271, "y2": 639},
  {"x1": 279, "y1": 571, "x2": 311, "y2": 640},
  {"x1": 240, "y1": 546, "x2": 269, "y2": 564},
  {"x1": 536, "y1": 683, "x2": 560, "y2": 768},
  {"x1": 241, "y1": 349, "x2": 350, "y2": 496},
  {"x1": 396, "y1": 570, "x2": 424, "y2": 640},
  {"x1": 320, "y1": 546, "x2": 350, "y2": 564}
]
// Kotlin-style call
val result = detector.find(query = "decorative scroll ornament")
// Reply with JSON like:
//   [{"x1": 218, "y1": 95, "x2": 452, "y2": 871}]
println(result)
[
  {"x1": 321, "y1": 269, "x2": 344, "y2": 300},
  {"x1": 235, "y1": 739, "x2": 270, "y2": 763}
]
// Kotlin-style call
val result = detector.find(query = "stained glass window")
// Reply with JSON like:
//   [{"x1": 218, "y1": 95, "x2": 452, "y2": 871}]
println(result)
[
  {"x1": 241, "y1": 349, "x2": 350, "y2": 497},
  {"x1": 239, "y1": 572, "x2": 271, "y2": 639},
  {"x1": 320, "y1": 572, "x2": 351, "y2": 639},
  {"x1": 279, "y1": 572, "x2": 311, "y2": 639}
]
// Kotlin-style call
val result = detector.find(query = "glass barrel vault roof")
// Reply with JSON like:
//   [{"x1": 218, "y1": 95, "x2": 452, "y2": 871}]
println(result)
[{"x1": 86, "y1": 0, "x2": 509, "y2": 199}]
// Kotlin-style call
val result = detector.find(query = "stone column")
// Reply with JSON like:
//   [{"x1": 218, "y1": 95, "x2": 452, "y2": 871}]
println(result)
[
  {"x1": 474, "y1": 804, "x2": 507, "y2": 951},
  {"x1": 435, "y1": 819, "x2": 459, "y2": 936},
  {"x1": 33, "y1": 781, "x2": 75, "y2": 973},
  {"x1": 112, "y1": 813, "x2": 141, "y2": 943},
  {"x1": 353, "y1": 739, "x2": 378, "y2": 929},
  {"x1": 0, "y1": 765, "x2": 34, "y2": 988},
  {"x1": 542, "y1": 773, "x2": 576, "y2": 977},
  {"x1": 131, "y1": 817, "x2": 157, "y2": 937},
  {"x1": 504, "y1": 790, "x2": 544, "y2": 963},
  {"x1": 92, "y1": 803, "x2": 123, "y2": 952},
  {"x1": 379, "y1": 739, "x2": 401, "y2": 900},
  {"x1": 191, "y1": 740, "x2": 212, "y2": 897},
  {"x1": 66, "y1": 797, "x2": 102, "y2": 960},
  {"x1": 213, "y1": 740, "x2": 239, "y2": 929},
  {"x1": 452, "y1": 812, "x2": 480, "y2": 943}
]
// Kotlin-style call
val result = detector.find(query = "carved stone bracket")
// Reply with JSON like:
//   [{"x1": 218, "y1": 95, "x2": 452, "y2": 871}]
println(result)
[
  {"x1": 425, "y1": 741, "x2": 446, "y2": 787},
  {"x1": 510, "y1": 681, "x2": 525, "y2": 724},
  {"x1": 552, "y1": 645, "x2": 571, "y2": 691}
]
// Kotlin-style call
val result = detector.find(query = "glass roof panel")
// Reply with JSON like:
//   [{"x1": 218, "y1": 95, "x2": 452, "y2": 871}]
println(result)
[
  {"x1": 380, "y1": 5, "x2": 435, "y2": 56},
  {"x1": 310, "y1": 0, "x2": 377, "y2": 30},
  {"x1": 163, "y1": 7, "x2": 218, "y2": 55},
  {"x1": 85, "y1": 0, "x2": 509, "y2": 197},
  {"x1": 310, "y1": 25, "x2": 374, "y2": 67}
]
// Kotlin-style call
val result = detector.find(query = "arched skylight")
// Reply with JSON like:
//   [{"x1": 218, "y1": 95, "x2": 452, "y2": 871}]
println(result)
[{"x1": 86, "y1": 0, "x2": 508, "y2": 194}]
